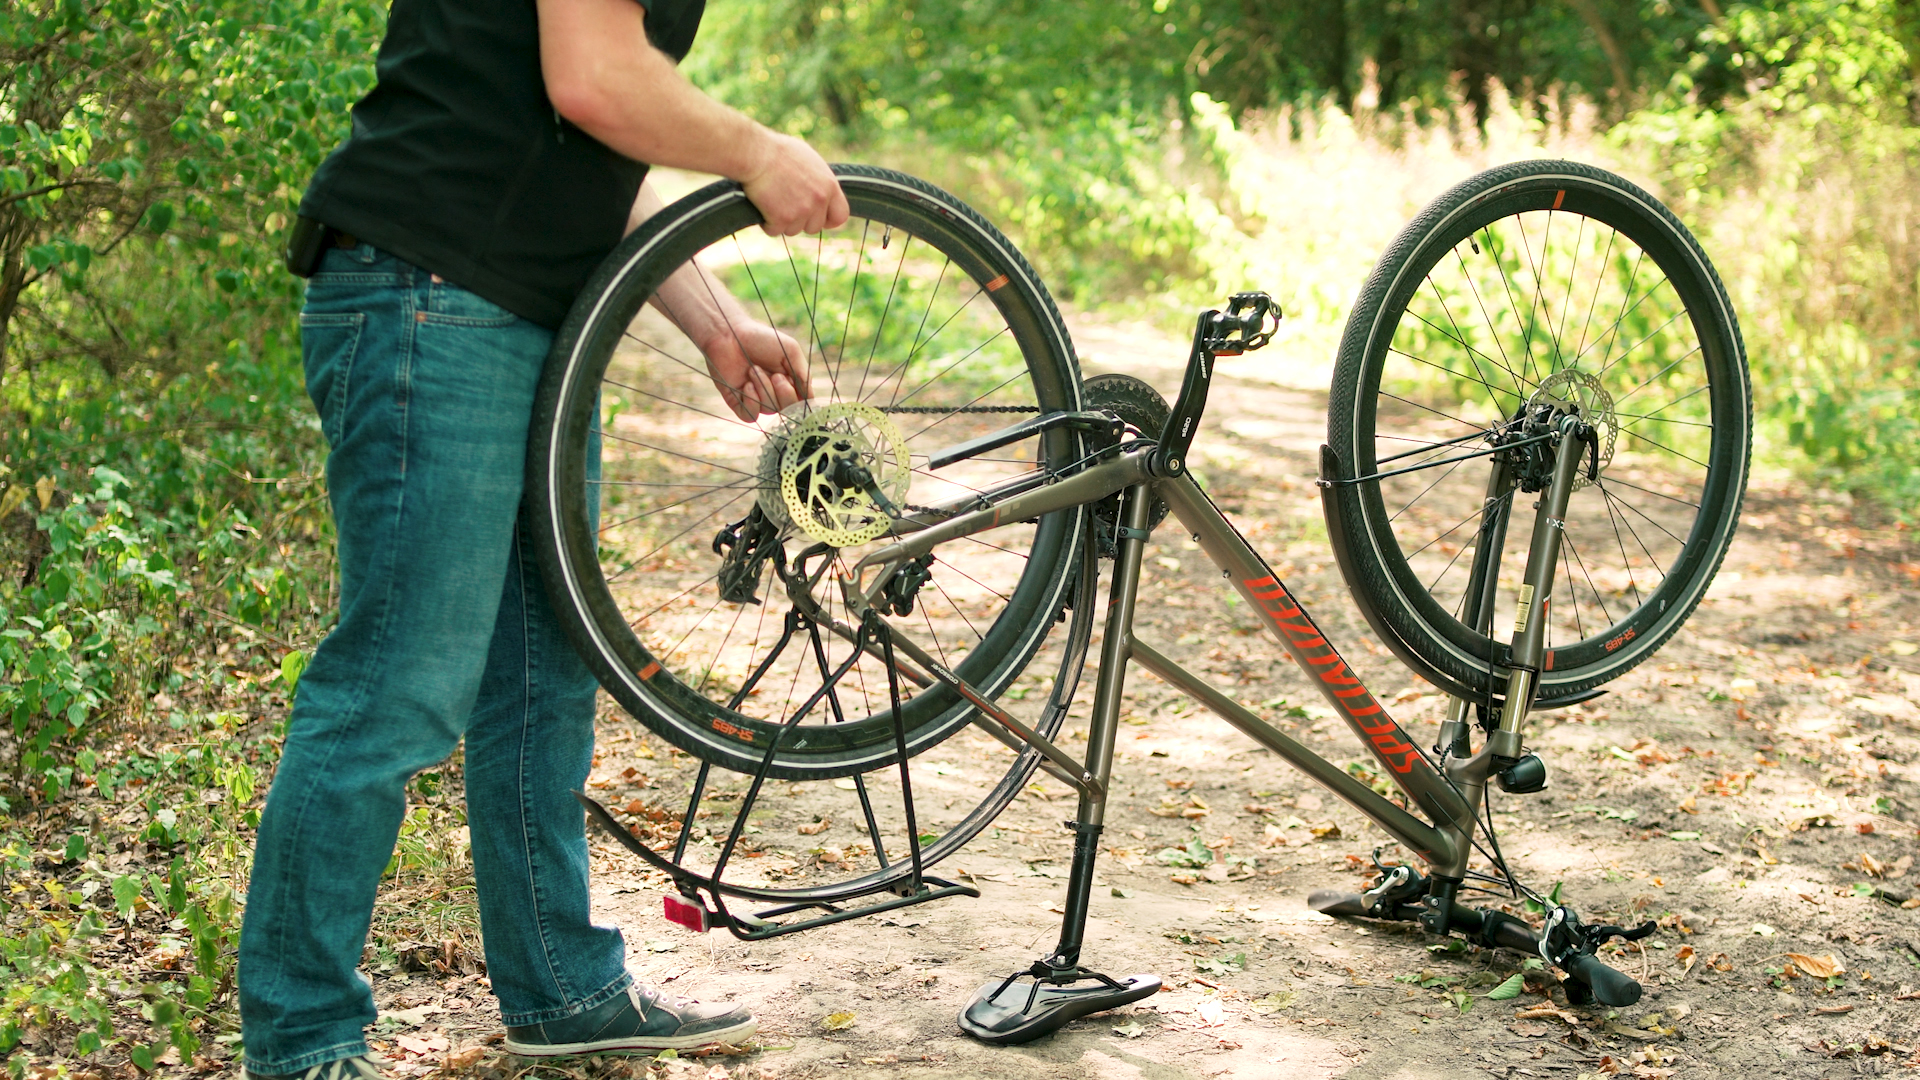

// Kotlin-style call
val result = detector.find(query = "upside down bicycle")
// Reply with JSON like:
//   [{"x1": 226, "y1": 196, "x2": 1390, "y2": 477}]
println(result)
[{"x1": 526, "y1": 160, "x2": 1748, "y2": 1044}]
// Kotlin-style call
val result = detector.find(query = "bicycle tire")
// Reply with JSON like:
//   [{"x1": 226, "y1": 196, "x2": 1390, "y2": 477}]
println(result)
[
  {"x1": 1327, "y1": 160, "x2": 1750, "y2": 704},
  {"x1": 529, "y1": 164, "x2": 1087, "y2": 780}
]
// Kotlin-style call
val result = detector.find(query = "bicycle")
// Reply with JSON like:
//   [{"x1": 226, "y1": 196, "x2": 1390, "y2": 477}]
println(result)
[{"x1": 526, "y1": 160, "x2": 1749, "y2": 1045}]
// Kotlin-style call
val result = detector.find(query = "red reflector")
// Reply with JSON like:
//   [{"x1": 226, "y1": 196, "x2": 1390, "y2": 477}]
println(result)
[{"x1": 663, "y1": 893, "x2": 710, "y2": 932}]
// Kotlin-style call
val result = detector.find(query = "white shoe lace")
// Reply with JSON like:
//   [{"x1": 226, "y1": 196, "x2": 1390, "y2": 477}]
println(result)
[{"x1": 631, "y1": 983, "x2": 698, "y2": 1021}]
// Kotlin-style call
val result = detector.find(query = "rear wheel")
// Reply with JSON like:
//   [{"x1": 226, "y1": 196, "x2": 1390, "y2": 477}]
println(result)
[
  {"x1": 1326, "y1": 160, "x2": 1750, "y2": 705},
  {"x1": 528, "y1": 166, "x2": 1090, "y2": 904}
]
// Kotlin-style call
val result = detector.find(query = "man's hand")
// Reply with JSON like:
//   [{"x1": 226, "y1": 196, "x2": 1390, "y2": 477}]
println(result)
[
  {"x1": 697, "y1": 319, "x2": 809, "y2": 421},
  {"x1": 740, "y1": 132, "x2": 849, "y2": 236}
]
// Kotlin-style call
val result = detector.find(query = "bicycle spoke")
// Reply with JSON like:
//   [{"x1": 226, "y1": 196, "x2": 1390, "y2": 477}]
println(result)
[
  {"x1": 859, "y1": 258, "x2": 954, "y2": 406},
  {"x1": 1518, "y1": 209, "x2": 1553, "y2": 380},
  {"x1": 1376, "y1": 389, "x2": 1488, "y2": 434},
  {"x1": 1485, "y1": 222, "x2": 1542, "y2": 387},
  {"x1": 1600, "y1": 488, "x2": 1647, "y2": 608},
  {"x1": 1601, "y1": 474, "x2": 1702, "y2": 510},
  {"x1": 1388, "y1": 455, "x2": 1469, "y2": 525},
  {"x1": 1561, "y1": 533, "x2": 1610, "y2": 635},
  {"x1": 857, "y1": 231, "x2": 913, "y2": 401},
  {"x1": 828, "y1": 218, "x2": 872, "y2": 393},
  {"x1": 604, "y1": 489, "x2": 753, "y2": 584},
  {"x1": 599, "y1": 430, "x2": 761, "y2": 478},
  {"x1": 1452, "y1": 241, "x2": 1522, "y2": 386},
  {"x1": 1617, "y1": 425, "x2": 1710, "y2": 472},
  {"x1": 1599, "y1": 481, "x2": 1685, "y2": 556},
  {"x1": 597, "y1": 479, "x2": 759, "y2": 535},
  {"x1": 1402, "y1": 498, "x2": 1493, "y2": 562},
  {"x1": 1573, "y1": 227, "x2": 1617, "y2": 360}
]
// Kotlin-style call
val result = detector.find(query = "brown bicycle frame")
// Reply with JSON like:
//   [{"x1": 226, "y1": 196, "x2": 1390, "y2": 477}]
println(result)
[{"x1": 852, "y1": 433, "x2": 1586, "y2": 889}]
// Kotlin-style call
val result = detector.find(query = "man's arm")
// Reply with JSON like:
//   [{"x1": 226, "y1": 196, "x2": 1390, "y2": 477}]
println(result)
[
  {"x1": 537, "y1": 0, "x2": 849, "y2": 236},
  {"x1": 632, "y1": 180, "x2": 808, "y2": 419}
]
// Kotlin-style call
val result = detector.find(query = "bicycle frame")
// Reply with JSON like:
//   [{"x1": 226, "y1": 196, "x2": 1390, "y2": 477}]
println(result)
[
  {"x1": 574, "y1": 294, "x2": 1648, "y2": 1044},
  {"x1": 855, "y1": 443, "x2": 1529, "y2": 881},
  {"x1": 853, "y1": 308, "x2": 1645, "y2": 1043}
]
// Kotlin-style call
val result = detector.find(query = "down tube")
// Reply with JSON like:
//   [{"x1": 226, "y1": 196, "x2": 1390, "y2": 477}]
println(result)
[{"x1": 1158, "y1": 475, "x2": 1469, "y2": 830}]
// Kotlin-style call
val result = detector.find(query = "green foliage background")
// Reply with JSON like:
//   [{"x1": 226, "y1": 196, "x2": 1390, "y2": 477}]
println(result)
[{"x1": 2, "y1": 0, "x2": 1918, "y2": 1072}]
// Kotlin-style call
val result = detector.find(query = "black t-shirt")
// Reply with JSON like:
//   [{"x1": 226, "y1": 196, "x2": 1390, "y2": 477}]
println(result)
[{"x1": 300, "y1": 0, "x2": 706, "y2": 328}]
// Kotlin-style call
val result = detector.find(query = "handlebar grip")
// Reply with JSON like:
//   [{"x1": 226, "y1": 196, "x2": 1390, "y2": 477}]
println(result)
[{"x1": 1562, "y1": 951, "x2": 1642, "y2": 1007}]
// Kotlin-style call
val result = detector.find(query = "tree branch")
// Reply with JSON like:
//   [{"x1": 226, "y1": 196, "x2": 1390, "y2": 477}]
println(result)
[{"x1": 0, "y1": 178, "x2": 116, "y2": 209}]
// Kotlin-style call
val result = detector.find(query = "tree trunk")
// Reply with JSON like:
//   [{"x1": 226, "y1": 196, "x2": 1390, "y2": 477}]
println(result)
[
  {"x1": 1451, "y1": 0, "x2": 1498, "y2": 130},
  {"x1": 1566, "y1": 0, "x2": 1632, "y2": 108}
]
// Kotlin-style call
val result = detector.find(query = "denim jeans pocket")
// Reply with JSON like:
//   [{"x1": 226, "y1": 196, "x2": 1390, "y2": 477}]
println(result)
[
  {"x1": 422, "y1": 279, "x2": 522, "y2": 328},
  {"x1": 299, "y1": 311, "x2": 367, "y2": 448}
]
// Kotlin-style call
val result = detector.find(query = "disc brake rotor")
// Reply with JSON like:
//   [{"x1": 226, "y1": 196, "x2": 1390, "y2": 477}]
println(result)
[
  {"x1": 773, "y1": 403, "x2": 911, "y2": 547},
  {"x1": 1528, "y1": 370, "x2": 1616, "y2": 488}
]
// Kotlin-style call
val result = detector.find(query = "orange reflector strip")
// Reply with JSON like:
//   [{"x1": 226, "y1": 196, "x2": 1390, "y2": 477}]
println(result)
[
  {"x1": 984, "y1": 274, "x2": 1010, "y2": 292},
  {"x1": 1544, "y1": 651, "x2": 1555, "y2": 671},
  {"x1": 1552, "y1": 189, "x2": 1565, "y2": 210},
  {"x1": 638, "y1": 662, "x2": 660, "y2": 680}
]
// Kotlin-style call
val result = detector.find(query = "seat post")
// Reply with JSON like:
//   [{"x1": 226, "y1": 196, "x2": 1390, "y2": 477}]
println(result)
[{"x1": 1046, "y1": 482, "x2": 1151, "y2": 968}]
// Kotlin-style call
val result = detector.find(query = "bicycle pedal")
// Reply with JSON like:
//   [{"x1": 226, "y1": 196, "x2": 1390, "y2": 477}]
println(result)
[{"x1": 663, "y1": 892, "x2": 713, "y2": 933}]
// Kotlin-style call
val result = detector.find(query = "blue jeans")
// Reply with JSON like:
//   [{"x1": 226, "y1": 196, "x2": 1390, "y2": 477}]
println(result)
[{"x1": 239, "y1": 244, "x2": 628, "y2": 1073}]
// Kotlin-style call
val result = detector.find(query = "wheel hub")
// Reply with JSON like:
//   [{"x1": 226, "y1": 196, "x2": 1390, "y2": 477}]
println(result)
[
  {"x1": 1526, "y1": 369, "x2": 1616, "y2": 489},
  {"x1": 763, "y1": 403, "x2": 911, "y2": 547}
]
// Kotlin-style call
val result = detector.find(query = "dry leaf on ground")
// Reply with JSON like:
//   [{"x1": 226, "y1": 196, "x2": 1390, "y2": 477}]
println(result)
[{"x1": 1785, "y1": 953, "x2": 1845, "y2": 979}]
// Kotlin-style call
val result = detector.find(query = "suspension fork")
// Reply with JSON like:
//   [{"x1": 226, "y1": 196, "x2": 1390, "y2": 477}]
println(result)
[
  {"x1": 1430, "y1": 425, "x2": 1584, "y2": 893},
  {"x1": 1438, "y1": 454, "x2": 1516, "y2": 760},
  {"x1": 1488, "y1": 416, "x2": 1589, "y2": 762}
]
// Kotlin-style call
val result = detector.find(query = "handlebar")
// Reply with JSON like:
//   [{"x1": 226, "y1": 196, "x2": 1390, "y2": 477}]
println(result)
[
  {"x1": 1561, "y1": 950, "x2": 1642, "y2": 1007},
  {"x1": 1463, "y1": 908, "x2": 1643, "y2": 1007}
]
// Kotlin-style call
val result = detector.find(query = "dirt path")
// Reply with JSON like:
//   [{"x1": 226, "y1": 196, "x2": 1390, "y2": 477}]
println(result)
[{"x1": 372, "y1": 313, "x2": 1920, "y2": 1080}]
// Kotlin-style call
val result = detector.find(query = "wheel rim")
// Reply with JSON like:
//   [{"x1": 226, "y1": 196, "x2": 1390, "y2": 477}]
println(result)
[
  {"x1": 544, "y1": 175, "x2": 1084, "y2": 778},
  {"x1": 537, "y1": 173, "x2": 1090, "y2": 904},
  {"x1": 1354, "y1": 178, "x2": 1746, "y2": 689}
]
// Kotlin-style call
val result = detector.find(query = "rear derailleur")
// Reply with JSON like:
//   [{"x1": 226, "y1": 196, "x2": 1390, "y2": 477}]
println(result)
[{"x1": 712, "y1": 506, "x2": 784, "y2": 605}]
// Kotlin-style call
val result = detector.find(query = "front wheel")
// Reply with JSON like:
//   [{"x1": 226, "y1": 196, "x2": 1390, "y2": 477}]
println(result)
[{"x1": 1326, "y1": 160, "x2": 1750, "y2": 705}]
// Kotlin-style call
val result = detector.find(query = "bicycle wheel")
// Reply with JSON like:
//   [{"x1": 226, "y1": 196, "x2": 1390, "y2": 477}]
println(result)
[
  {"x1": 1326, "y1": 160, "x2": 1750, "y2": 705},
  {"x1": 529, "y1": 165, "x2": 1087, "y2": 781}
]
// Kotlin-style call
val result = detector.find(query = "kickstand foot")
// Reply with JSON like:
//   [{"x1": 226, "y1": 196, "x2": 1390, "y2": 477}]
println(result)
[{"x1": 958, "y1": 962, "x2": 1161, "y2": 1045}]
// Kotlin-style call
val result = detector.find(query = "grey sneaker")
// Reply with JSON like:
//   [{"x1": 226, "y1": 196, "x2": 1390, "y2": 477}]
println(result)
[
  {"x1": 245, "y1": 1055, "x2": 390, "y2": 1080},
  {"x1": 504, "y1": 983, "x2": 756, "y2": 1055}
]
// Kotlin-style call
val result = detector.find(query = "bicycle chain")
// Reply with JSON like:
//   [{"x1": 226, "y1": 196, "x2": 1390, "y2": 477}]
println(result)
[
  {"x1": 874, "y1": 405, "x2": 1040, "y2": 414},
  {"x1": 882, "y1": 404, "x2": 1038, "y2": 517}
]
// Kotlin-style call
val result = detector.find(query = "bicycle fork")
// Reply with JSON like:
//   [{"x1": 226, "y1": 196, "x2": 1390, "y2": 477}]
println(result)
[{"x1": 1424, "y1": 413, "x2": 1592, "y2": 916}]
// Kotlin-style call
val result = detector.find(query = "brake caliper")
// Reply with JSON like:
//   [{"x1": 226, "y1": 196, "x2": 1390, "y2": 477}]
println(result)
[
  {"x1": 1361, "y1": 848, "x2": 1427, "y2": 917},
  {"x1": 882, "y1": 554, "x2": 937, "y2": 616}
]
